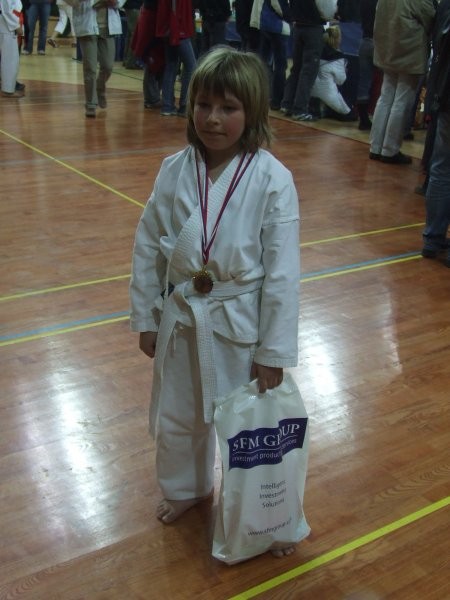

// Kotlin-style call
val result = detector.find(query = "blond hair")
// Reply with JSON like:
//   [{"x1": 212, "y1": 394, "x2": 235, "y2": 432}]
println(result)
[
  {"x1": 186, "y1": 46, "x2": 272, "y2": 154},
  {"x1": 324, "y1": 25, "x2": 342, "y2": 50}
]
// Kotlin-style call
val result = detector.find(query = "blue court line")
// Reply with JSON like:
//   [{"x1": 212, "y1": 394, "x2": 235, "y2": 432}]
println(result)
[{"x1": 0, "y1": 252, "x2": 422, "y2": 345}]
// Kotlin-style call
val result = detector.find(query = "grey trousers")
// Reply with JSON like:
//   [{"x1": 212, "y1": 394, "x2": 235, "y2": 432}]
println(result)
[{"x1": 78, "y1": 34, "x2": 115, "y2": 109}]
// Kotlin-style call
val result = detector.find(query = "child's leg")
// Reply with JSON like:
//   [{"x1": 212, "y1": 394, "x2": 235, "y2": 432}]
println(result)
[{"x1": 156, "y1": 324, "x2": 216, "y2": 523}]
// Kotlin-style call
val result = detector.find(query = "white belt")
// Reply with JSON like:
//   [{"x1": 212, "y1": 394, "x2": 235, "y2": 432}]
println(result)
[{"x1": 150, "y1": 277, "x2": 263, "y2": 433}]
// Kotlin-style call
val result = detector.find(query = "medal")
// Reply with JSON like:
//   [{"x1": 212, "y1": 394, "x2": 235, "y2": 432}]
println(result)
[
  {"x1": 193, "y1": 152, "x2": 255, "y2": 294},
  {"x1": 192, "y1": 266, "x2": 214, "y2": 293}
]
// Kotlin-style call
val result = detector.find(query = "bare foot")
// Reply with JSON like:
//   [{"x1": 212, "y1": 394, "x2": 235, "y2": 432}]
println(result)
[
  {"x1": 270, "y1": 545, "x2": 296, "y2": 558},
  {"x1": 156, "y1": 492, "x2": 212, "y2": 524}
]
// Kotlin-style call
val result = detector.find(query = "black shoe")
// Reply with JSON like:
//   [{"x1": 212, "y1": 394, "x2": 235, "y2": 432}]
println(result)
[
  {"x1": 421, "y1": 248, "x2": 438, "y2": 259},
  {"x1": 445, "y1": 257, "x2": 450, "y2": 268},
  {"x1": 369, "y1": 152, "x2": 381, "y2": 160},
  {"x1": 414, "y1": 184, "x2": 426, "y2": 196},
  {"x1": 380, "y1": 152, "x2": 412, "y2": 165},
  {"x1": 358, "y1": 121, "x2": 372, "y2": 131},
  {"x1": 404, "y1": 131, "x2": 414, "y2": 141},
  {"x1": 15, "y1": 81, "x2": 26, "y2": 91}
]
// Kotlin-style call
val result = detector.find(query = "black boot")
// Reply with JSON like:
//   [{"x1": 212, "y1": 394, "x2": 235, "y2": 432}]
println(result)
[{"x1": 357, "y1": 102, "x2": 371, "y2": 130}]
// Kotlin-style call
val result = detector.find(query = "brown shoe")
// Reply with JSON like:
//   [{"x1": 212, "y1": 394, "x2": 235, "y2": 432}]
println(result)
[
  {"x1": 2, "y1": 90, "x2": 25, "y2": 98},
  {"x1": 47, "y1": 38, "x2": 58, "y2": 48}
]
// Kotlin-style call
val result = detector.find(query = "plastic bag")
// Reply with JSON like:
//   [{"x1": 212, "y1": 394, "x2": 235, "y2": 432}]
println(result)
[{"x1": 213, "y1": 373, "x2": 310, "y2": 564}]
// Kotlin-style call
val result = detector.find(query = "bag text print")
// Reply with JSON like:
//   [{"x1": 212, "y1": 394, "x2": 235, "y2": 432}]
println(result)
[{"x1": 227, "y1": 418, "x2": 308, "y2": 470}]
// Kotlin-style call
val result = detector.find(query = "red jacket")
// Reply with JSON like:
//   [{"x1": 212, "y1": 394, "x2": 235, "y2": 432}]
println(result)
[{"x1": 155, "y1": 0, "x2": 194, "y2": 45}]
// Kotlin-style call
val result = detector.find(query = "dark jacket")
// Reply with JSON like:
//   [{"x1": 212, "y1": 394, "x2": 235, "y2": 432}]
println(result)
[
  {"x1": 360, "y1": 0, "x2": 377, "y2": 38},
  {"x1": 427, "y1": 0, "x2": 450, "y2": 113},
  {"x1": 197, "y1": 0, "x2": 232, "y2": 23},
  {"x1": 289, "y1": 0, "x2": 325, "y2": 26}
]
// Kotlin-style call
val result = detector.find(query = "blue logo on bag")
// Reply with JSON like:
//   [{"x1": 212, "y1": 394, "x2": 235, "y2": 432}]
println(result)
[{"x1": 227, "y1": 418, "x2": 308, "y2": 470}]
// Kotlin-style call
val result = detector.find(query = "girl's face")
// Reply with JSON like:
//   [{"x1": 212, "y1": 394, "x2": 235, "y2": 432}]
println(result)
[{"x1": 193, "y1": 90, "x2": 246, "y2": 167}]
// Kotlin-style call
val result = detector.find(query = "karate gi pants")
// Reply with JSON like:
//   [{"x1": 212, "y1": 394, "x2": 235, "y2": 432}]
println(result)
[
  {"x1": 155, "y1": 323, "x2": 255, "y2": 501},
  {"x1": 0, "y1": 18, "x2": 20, "y2": 94}
]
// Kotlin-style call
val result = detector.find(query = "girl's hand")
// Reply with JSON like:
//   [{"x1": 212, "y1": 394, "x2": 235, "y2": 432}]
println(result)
[
  {"x1": 250, "y1": 362, "x2": 283, "y2": 394},
  {"x1": 139, "y1": 331, "x2": 158, "y2": 358}
]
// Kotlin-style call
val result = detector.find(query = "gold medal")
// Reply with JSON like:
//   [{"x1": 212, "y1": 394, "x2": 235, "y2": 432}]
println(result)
[{"x1": 192, "y1": 266, "x2": 214, "y2": 293}]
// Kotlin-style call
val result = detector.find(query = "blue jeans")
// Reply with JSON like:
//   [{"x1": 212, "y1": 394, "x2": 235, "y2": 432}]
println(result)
[
  {"x1": 26, "y1": 3, "x2": 51, "y2": 53},
  {"x1": 259, "y1": 30, "x2": 288, "y2": 109},
  {"x1": 161, "y1": 38, "x2": 196, "y2": 113},
  {"x1": 422, "y1": 110, "x2": 450, "y2": 256},
  {"x1": 282, "y1": 24, "x2": 324, "y2": 114}
]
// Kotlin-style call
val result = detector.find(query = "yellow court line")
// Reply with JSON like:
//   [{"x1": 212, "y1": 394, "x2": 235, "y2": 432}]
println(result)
[
  {"x1": 0, "y1": 316, "x2": 129, "y2": 348},
  {"x1": 301, "y1": 222, "x2": 425, "y2": 247},
  {"x1": 228, "y1": 496, "x2": 450, "y2": 600},
  {"x1": 0, "y1": 128, "x2": 146, "y2": 209},
  {"x1": 0, "y1": 254, "x2": 422, "y2": 345},
  {"x1": 302, "y1": 254, "x2": 421, "y2": 282},
  {"x1": 0, "y1": 274, "x2": 131, "y2": 302}
]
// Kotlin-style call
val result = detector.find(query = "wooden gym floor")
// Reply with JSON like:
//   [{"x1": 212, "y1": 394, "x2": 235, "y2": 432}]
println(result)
[{"x1": 0, "y1": 46, "x2": 449, "y2": 600}]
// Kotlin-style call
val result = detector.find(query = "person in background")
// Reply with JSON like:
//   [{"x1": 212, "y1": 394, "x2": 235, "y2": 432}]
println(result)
[
  {"x1": 122, "y1": 0, "x2": 142, "y2": 68},
  {"x1": 196, "y1": 0, "x2": 231, "y2": 54},
  {"x1": 22, "y1": 0, "x2": 52, "y2": 54},
  {"x1": 47, "y1": 0, "x2": 75, "y2": 48},
  {"x1": 355, "y1": 0, "x2": 378, "y2": 130},
  {"x1": 66, "y1": 0, "x2": 126, "y2": 118},
  {"x1": 234, "y1": 0, "x2": 259, "y2": 51},
  {"x1": 325, "y1": 0, "x2": 360, "y2": 121},
  {"x1": 155, "y1": 0, "x2": 196, "y2": 116},
  {"x1": 131, "y1": 0, "x2": 163, "y2": 108},
  {"x1": 280, "y1": 0, "x2": 337, "y2": 122},
  {"x1": 129, "y1": 48, "x2": 302, "y2": 560},
  {"x1": 250, "y1": 0, "x2": 291, "y2": 111},
  {"x1": 421, "y1": 0, "x2": 450, "y2": 267},
  {"x1": 369, "y1": 0, "x2": 436, "y2": 164},
  {"x1": 0, "y1": 0, "x2": 24, "y2": 97},
  {"x1": 310, "y1": 24, "x2": 352, "y2": 118}
]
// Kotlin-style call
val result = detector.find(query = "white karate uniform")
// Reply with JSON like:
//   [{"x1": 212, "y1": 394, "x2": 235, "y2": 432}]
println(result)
[
  {"x1": 130, "y1": 146, "x2": 301, "y2": 500},
  {"x1": 0, "y1": 0, "x2": 21, "y2": 93},
  {"x1": 311, "y1": 57, "x2": 351, "y2": 115}
]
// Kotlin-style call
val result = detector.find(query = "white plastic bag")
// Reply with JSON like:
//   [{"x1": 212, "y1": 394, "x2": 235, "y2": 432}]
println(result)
[{"x1": 213, "y1": 373, "x2": 310, "y2": 564}]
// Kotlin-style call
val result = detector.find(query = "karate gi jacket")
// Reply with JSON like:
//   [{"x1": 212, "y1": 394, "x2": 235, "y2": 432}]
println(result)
[
  {"x1": 0, "y1": 0, "x2": 22, "y2": 32},
  {"x1": 130, "y1": 147, "x2": 301, "y2": 427}
]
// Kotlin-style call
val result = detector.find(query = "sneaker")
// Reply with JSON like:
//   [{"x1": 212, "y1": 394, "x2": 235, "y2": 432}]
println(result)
[
  {"x1": 22, "y1": 50, "x2": 31, "y2": 55},
  {"x1": 38, "y1": 50, "x2": 45, "y2": 55},
  {"x1": 98, "y1": 95, "x2": 107, "y2": 109},
  {"x1": 1, "y1": 90, "x2": 25, "y2": 98},
  {"x1": 279, "y1": 107, "x2": 292, "y2": 116},
  {"x1": 85, "y1": 106, "x2": 96, "y2": 118},
  {"x1": 369, "y1": 152, "x2": 381, "y2": 160},
  {"x1": 380, "y1": 152, "x2": 412, "y2": 165},
  {"x1": 161, "y1": 110, "x2": 177, "y2": 116},
  {"x1": 177, "y1": 107, "x2": 186, "y2": 117},
  {"x1": 292, "y1": 112, "x2": 318, "y2": 122}
]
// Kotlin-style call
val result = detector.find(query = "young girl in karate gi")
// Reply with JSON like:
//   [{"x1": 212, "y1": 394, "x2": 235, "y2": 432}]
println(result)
[{"x1": 130, "y1": 46, "x2": 301, "y2": 558}]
